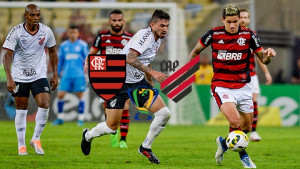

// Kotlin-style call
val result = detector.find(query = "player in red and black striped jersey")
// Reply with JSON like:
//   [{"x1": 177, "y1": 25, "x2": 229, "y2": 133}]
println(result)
[
  {"x1": 240, "y1": 8, "x2": 272, "y2": 142},
  {"x1": 188, "y1": 4, "x2": 276, "y2": 168},
  {"x1": 84, "y1": 9, "x2": 133, "y2": 149}
]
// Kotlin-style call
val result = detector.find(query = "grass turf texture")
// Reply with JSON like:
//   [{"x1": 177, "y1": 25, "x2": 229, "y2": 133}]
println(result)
[{"x1": 0, "y1": 121, "x2": 299, "y2": 169}]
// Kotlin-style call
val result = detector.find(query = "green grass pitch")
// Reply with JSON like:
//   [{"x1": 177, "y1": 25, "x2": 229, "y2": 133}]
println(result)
[{"x1": 0, "y1": 121, "x2": 299, "y2": 169}]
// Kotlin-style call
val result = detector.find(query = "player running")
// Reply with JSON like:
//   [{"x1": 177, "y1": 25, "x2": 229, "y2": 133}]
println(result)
[
  {"x1": 188, "y1": 4, "x2": 276, "y2": 168},
  {"x1": 52, "y1": 25, "x2": 89, "y2": 126},
  {"x1": 239, "y1": 8, "x2": 272, "y2": 141},
  {"x1": 2, "y1": 4, "x2": 58, "y2": 155},
  {"x1": 81, "y1": 9, "x2": 171, "y2": 164},
  {"x1": 83, "y1": 9, "x2": 133, "y2": 148}
]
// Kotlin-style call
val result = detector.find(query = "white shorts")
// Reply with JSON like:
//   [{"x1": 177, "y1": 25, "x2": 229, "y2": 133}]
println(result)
[
  {"x1": 249, "y1": 75, "x2": 260, "y2": 94},
  {"x1": 211, "y1": 83, "x2": 253, "y2": 113}
]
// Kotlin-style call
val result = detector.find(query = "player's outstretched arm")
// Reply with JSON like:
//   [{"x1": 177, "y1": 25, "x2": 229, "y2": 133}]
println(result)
[
  {"x1": 3, "y1": 49, "x2": 16, "y2": 94},
  {"x1": 255, "y1": 48, "x2": 276, "y2": 65},
  {"x1": 188, "y1": 41, "x2": 205, "y2": 61},
  {"x1": 256, "y1": 56, "x2": 272, "y2": 85},
  {"x1": 48, "y1": 46, "x2": 58, "y2": 90},
  {"x1": 126, "y1": 49, "x2": 168, "y2": 83}
]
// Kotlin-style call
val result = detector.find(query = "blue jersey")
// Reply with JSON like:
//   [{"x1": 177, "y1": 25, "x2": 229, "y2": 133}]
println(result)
[{"x1": 58, "y1": 39, "x2": 88, "y2": 78}]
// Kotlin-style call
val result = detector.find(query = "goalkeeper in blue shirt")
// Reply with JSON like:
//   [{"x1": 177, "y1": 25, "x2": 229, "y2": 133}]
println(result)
[{"x1": 52, "y1": 25, "x2": 89, "y2": 126}]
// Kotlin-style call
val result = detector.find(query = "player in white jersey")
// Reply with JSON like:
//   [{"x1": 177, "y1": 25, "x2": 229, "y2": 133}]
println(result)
[
  {"x1": 81, "y1": 10, "x2": 171, "y2": 164},
  {"x1": 2, "y1": 4, "x2": 58, "y2": 156}
]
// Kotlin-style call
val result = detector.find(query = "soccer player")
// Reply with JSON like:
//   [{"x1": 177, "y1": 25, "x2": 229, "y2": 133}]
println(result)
[
  {"x1": 81, "y1": 10, "x2": 171, "y2": 164},
  {"x1": 239, "y1": 8, "x2": 272, "y2": 141},
  {"x1": 83, "y1": 9, "x2": 133, "y2": 148},
  {"x1": 52, "y1": 25, "x2": 88, "y2": 126},
  {"x1": 2, "y1": 4, "x2": 58, "y2": 155},
  {"x1": 188, "y1": 4, "x2": 276, "y2": 168}
]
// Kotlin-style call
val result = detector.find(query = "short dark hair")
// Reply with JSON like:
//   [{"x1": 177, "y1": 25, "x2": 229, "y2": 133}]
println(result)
[
  {"x1": 109, "y1": 9, "x2": 123, "y2": 16},
  {"x1": 240, "y1": 8, "x2": 250, "y2": 17},
  {"x1": 150, "y1": 10, "x2": 170, "y2": 23},
  {"x1": 222, "y1": 4, "x2": 240, "y2": 19},
  {"x1": 69, "y1": 25, "x2": 79, "y2": 30}
]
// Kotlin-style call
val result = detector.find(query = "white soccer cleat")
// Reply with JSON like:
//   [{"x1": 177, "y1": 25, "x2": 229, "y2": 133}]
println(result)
[
  {"x1": 215, "y1": 137, "x2": 227, "y2": 164},
  {"x1": 18, "y1": 146, "x2": 28, "y2": 155},
  {"x1": 30, "y1": 140, "x2": 44, "y2": 155},
  {"x1": 240, "y1": 154, "x2": 257, "y2": 168},
  {"x1": 250, "y1": 131, "x2": 261, "y2": 141}
]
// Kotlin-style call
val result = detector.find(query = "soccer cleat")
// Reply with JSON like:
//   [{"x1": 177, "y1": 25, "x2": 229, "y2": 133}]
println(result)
[
  {"x1": 77, "y1": 120, "x2": 84, "y2": 126},
  {"x1": 138, "y1": 145, "x2": 160, "y2": 164},
  {"x1": 215, "y1": 137, "x2": 227, "y2": 164},
  {"x1": 249, "y1": 131, "x2": 261, "y2": 141},
  {"x1": 81, "y1": 128, "x2": 91, "y2": 155},
  {"x1": 240, "y1": 154, "x2": 257, "y2": 168},
  {"x1": 119, "y1": 140, "x2": 128, "y2": 148},
  {"x1": 52, "y1": 119, "x2": 64, "y2": 125},
  {"x1": 30, "y1": 140, "x2": 44, "y2": 155},
  {"x1": 18, "y1": 146, "x2": 28, "y2": 155},
  {"x1": 110, "y1": 130, "x2": 119, "y2": 148}
]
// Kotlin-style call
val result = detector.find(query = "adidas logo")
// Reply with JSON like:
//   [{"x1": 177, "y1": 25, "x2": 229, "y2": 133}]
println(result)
[
  {"x1": 218, "y1": 39, "x2": 224, "y2": 44},
  {"x1": 105, "y1": 39, "x2": 111, "y2": 43}
]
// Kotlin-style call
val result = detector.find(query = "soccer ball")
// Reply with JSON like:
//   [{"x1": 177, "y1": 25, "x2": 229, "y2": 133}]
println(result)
[{"x1": 226, "y1": 130, "x2": 249, "y2": 152}]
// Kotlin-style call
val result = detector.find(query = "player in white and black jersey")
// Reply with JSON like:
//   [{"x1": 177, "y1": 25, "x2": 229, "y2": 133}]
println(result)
[
  {"x1": 2, "y1": 4, "x2": 58, "y2": 156},
  {"x1": 81, "y1": 10, "x2": 171, "y2": 164}
]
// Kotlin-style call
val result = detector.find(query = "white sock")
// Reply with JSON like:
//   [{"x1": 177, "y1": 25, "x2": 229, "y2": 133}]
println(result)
[
  {"x1": 85, "y1": 122, "x2": 116, "y2": 142},
  {"x1": 32, "y1": 107, "x2": 49, "y2": 141},
  {"x1": 15, "y1": 109, "x2": 28, "y2": 149},
  {"x1": 142, "y1": 107, "x2": 171, "y2": 149}
]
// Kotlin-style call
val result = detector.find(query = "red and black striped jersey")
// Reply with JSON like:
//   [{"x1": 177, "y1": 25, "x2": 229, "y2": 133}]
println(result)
[
  {"x1": 199, "y1": 26, "x2": 263, "y2": 89},
  {"x1": 92, "y1": 30, "x2": 133, "y2": 54}
]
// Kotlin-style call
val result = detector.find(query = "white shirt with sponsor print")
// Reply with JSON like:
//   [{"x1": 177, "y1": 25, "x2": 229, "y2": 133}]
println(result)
[
  {"x1": 120, "y1": 27, "x2": 161, "y2": 83},
  {"x1": 3, "y1": 23, "x2": 56, "y2": 83}
]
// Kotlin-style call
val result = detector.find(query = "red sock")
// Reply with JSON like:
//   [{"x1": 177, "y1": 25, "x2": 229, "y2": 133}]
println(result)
[
  {"x1": 252, "y1": 101, "x2": 258, "y2": 132},
  {"x1": 120, "y1": 110, "x2": 130, "y2": 141},
  {"x1": 229, "y1": 126, "x2": 241, "y2": 133}
]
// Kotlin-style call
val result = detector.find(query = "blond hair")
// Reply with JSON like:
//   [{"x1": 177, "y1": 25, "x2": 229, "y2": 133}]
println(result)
[{"x1": 222, "y1": 4, "x2": 240, "y2": 19}]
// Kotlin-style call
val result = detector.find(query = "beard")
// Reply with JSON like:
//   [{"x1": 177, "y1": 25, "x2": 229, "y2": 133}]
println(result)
[{"x1": 111, "y1": 25, "x2": 123, "y2": 33}]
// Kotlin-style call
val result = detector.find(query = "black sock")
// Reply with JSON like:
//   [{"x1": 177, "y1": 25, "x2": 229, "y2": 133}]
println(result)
[{"x1": 239, "y1": 150, "x2": 248, "y2": 158}]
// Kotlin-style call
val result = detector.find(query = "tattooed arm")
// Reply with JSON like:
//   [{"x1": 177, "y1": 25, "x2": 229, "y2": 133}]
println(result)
[
  {"x1": 255, "y1": 48, "x2": 276, "y2": 65},
  {"x1": 188, "y1": 41, "x2": 206, "y2": 61},
  {"x1": 126, "y1": 49, "x2": 168, "y2": 83}
]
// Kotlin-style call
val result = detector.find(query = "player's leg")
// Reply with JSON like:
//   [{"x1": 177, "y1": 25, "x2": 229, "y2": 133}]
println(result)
[
  {"x1": 249, "y1": 75, "x2": 261, "y2": 141},
  {"x1": 74, "y1": 76, "x2": 86, "y2": 126},
  {"x1": 119, "y1": 99, "x2": 130, "y2": 148},
  {"x1": 14, "y1": 81, "x2": 30, "y2": 155},
  {"x1": 52, "y1": 91, "x2": 66, "y2": 125},
  {"x1": 138, "y1": 95, "x2": 171, "y2": 164},
  {"x1": 30, "y1": 78, "x2": 51, "y2": 155},
  {"x1": 76, "y1": 91, "x2": 85, "y2": 126}
]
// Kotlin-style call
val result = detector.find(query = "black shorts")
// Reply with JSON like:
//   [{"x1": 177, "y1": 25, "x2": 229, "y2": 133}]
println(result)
[
  {"x1": 106, "y1": 78, "x2": 156, "y2": 109},
  {"x1": 12, "y1": 78, "x2": 50, "y2": 97}
]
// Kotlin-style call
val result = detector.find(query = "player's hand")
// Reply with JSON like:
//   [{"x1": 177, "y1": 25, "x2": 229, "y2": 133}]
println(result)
[
  {"x1": 265, "y1": 73, "x2": 272, "y2": 85},
  {"x1": 264, "y1": 48, "x2": 276, "y2": 58},
  {"x1": 150, "y1": 70, "x2": 169, "y2": 83},
  {"x1": 6, "y1": 77, "x2": 16, "y2": 94},
  {"x1": 50, "y1": 74, "x2": 58, "y2": 90}
]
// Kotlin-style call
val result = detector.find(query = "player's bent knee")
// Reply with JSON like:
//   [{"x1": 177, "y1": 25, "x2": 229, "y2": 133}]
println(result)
[{"x1": 154, "y1": 107, "x2": 171, "y2": 127}]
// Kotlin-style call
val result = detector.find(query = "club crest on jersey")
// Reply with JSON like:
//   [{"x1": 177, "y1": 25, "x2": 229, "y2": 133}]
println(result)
[
  {"x1": 237, "y1": 37, "x2": 246, "y2": 46},
  {"x1": 38, "y1": 37, "x2": 45, "y2": 45},
  {"x1": 88, "y1": 54, "x2": 126, "y2": 101}
]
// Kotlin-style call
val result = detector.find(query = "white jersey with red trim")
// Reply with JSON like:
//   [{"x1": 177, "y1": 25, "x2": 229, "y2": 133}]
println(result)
[
  {"x1": 3, "y1": 23, "x2": 56, "y2": 83},
  {"x1": 120, "y1": 27, "x2": 161, "y2": 83}
]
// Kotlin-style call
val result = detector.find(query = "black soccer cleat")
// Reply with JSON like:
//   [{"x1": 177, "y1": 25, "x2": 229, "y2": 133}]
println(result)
[
  {"x1": 81, "y1": 128, "x2": 91, "y2": 155},
  {"x1": 138, "y1": 145, "x2": 160, "y2": 164}
]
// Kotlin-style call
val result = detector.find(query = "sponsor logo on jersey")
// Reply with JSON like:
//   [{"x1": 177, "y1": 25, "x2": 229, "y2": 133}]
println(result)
[
  {"x1": 237, "y1": 37, "x2": 246, "y2": 46},
  {"x1": 252, "y1": 35, "x2": 260, "y2": 48},
  {"x1": 138, "y1": 31, "x2": 151, "y2": 45},
  {"x1": 88, "y1": 54, "x2": 126, "y2": 100},
  {"x1": 105, "y1": 39, "x2": 111, "y2": 43},
  {"x1": 218, "y1": 39, "x2": 224, "y2": 44},
  {"x1": 213, "y1": 31, "x2": 225, "y2": 35},
  {"x1": 204, "y1": 34, "x2": 212, "y2": 45},
  {"x1": 106, "y1": 48, "x2": 122, "y2": 54},
  {"x1": 217, "y1": 52, "x2": 242, "y2": 60},
  {"x1": 23, "y1": 68, "x2": 36, "y2": 77}
]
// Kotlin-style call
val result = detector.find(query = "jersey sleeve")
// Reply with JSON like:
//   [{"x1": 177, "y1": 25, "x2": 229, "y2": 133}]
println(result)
[
  {"x1": 128, "y1": 30, "x2": 152, "y2": 55},
  {"x1": 2, "y1": 26, "x2": 19, "y2": 51},
  {"x1": 199, "y1": 29, "x2": 213, "y2": 47},
  {"x1": 249, "y1": 31, "x2": 263, "y2": 52},
  {"x1": 92, "y1": 33, "x2": 101, "y2": 50},
  {"x1": 46, "y1": 28, "x2": 56, "y2": 48}
]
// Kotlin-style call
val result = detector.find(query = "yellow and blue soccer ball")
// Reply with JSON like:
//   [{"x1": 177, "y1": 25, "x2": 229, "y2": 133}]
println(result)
[{"x1": 226, "y1": 130, "x2": 249, "y2": 152}]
